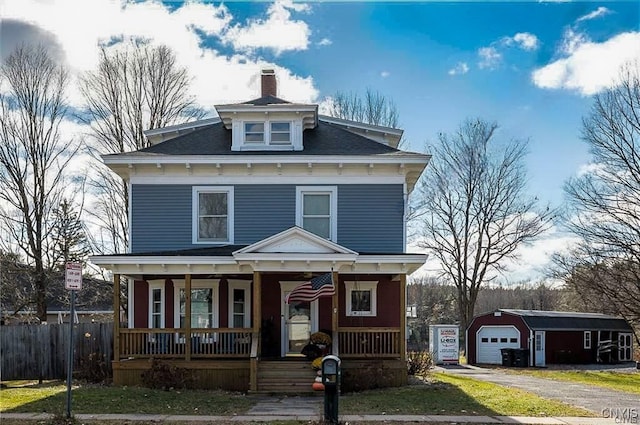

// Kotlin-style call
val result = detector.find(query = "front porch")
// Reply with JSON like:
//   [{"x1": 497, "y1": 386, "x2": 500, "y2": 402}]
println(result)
[{"x1": 96, "y1": 227, "x2": 425, "y2": 391}]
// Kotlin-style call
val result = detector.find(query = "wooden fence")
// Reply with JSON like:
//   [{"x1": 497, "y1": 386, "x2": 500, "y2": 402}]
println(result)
[{"x1": 0, "y1": 322, "x2": 113, "y2": 381}]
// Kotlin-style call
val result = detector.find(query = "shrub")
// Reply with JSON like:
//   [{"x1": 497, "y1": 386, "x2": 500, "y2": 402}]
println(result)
[
  {"x1": 141, "y1": 359, "x2": 192, "y2": 390},
  {"x1": 341, "y1": 361, "x2": 397, "y2": 392},
  {"x1": 76, "y1": 352, "x2": 110, "y2": 383},
  {"x1": 406, "y1": 350, "x2": 433, "y2": 376}
]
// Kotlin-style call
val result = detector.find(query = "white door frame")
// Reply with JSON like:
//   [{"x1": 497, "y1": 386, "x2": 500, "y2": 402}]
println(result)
[
  {"x1": 534, "y1": 331, "x2": 545, "y2": 367},
  {"x1": 279, "y1": 281, "x2": 318, "y2": 357}
]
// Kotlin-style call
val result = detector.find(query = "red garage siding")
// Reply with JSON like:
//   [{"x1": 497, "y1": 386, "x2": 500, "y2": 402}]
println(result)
[{"x1": 467, "y1": 312, "x2": 529, "y2": 364}]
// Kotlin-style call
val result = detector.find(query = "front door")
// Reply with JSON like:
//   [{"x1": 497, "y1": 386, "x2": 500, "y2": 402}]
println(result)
[
  {"x1": 534, "y1": 331, "x2": 545, "y2": 367},
  {"x1": 280, "y1": 281, "x2": 318, "y2": 357}
]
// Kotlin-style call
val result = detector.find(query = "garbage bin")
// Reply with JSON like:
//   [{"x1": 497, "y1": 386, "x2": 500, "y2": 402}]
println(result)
[
  {"x1": 513, "y1": 349, "x2": 530, "y2": 367},
  {"x1": 500, "y1": 348, "x2": 515, "y2": 367}
]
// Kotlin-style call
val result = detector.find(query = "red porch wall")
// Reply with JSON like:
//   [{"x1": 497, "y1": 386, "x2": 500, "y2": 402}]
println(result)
[
  {"x1": 338, "y1": 275, "x2": 401, "y2": 328},
  {"x1": 219, "y1": 279, "x2": 229, "y2": 328},
  {"x1": 166, "y1": 279, "x2": 174, "y2": 328},
  {"x1": 466, "y1": 312, "x2": 530, "y2": 364},
  {"x1": 133, "y1": 280, "x2": 148, "y2": 328}
]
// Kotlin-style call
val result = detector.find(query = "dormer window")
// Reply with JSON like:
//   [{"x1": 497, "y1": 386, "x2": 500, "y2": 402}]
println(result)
[
  {"x1": 244, "y1": 122, "x2": 265, "y2": 144},
  {"x1": 243, "y1": 120, "x2": 291, "y2": 147},
  {"x1": 270, "y1": 122, "x2": 290, "y2": 144}
]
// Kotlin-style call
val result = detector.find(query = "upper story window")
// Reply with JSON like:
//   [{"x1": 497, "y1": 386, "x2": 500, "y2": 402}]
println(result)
[
  {"x1": 244, "y1": 122, "x2": 265, "y2": 143},
  {"x1": 193, "y1": 187, "x2": 234, "y2": 244},
  {"x1": 296, "y1": 186, "x2": 337, "y2": 241},
  {"x1": 243, "y1": 121, "x2": 291, "y2": 146},
  {"x1": 270, "y1": 122, "x2": 290, "y2": 144}
]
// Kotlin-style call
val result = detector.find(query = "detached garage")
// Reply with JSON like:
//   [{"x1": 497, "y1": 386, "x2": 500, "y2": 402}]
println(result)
[{"x1": 467, "y1": 309, "x2": 634, "y2": 366}]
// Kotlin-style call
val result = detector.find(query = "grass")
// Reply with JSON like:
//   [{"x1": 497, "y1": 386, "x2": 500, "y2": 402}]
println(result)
[
  {"x1": 0, "y1": 381, "x2": 253, "y2": 416},
  {"x1": 1, "y1": 373, "x2": 594, "y2": 420},
  {"x1": 340, "y1": 373, "x2": 595, "y2": 417},
  {"x1": 501, "y1": 368, "x2": 640, "y2": 395}
]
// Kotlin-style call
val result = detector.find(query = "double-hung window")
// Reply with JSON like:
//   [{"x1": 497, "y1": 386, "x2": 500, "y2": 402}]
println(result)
[
  {"x1": 296, "y1": 186, "x2": 337, "y2": 241},
  {"x1": 243, "y1": 121, "x2": 291, "y2": 147},
  {"x1": 148, "y1": 281, "x2": 165, "y2": 328},
  {"x1": 228, "y1": 280, "x2": 252, "y2": 328},
  {"x1": 244, "y1": 122, "x2": 265, "y2": 144},
  {"x1": 345, "y1": 281, "x2": 378, "y2": 317},
  {"x1": 193, "y1": 187, "x2": 233, "y2": 244},
  {"x1": 173, "y1": 279, "x2": 220, "y2": 342}
]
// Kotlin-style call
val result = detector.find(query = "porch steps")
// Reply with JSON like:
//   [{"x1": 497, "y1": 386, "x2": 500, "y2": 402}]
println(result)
[{"x1": 256, "y1": 359, "x2": 319, "y2": 394}]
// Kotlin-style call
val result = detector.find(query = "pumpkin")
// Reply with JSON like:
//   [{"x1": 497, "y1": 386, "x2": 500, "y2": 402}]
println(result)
[{"x1": 312, "y1": 382, "x2": 325, "y2": 391}]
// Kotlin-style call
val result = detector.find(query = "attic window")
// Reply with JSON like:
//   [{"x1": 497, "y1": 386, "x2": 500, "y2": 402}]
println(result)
[
  {"x1": 244, "y1": 122, "x2": 265, "y2": 144},
  {"x1": 270, "y1": 122, "x2": 290, "y2": 144},
  {"x1": 243, "y1": 121, "x2": 291, "y2": 146}
]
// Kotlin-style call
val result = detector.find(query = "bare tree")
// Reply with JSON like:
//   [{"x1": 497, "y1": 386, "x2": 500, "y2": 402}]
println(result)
[
  {"x1": 417, "y1": 119, "x2": 553, "y2": 331},
  {"x1": 79, "y1": 42, "x2": 205, "y2": 254},
  {"x1": 327, "y1": 88, "x2": 399, "y2": 128},
  {"x1": 559, "y1": 61, "x2": 640, "y2": 337},
  {"x1": 0, "y1": 45, "x2": 79, "y2": 321}
]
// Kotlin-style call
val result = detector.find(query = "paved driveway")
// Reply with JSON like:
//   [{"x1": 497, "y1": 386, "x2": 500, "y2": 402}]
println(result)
[{"x1": 435, "y1": 365, "x2": 639, "y2": 416}]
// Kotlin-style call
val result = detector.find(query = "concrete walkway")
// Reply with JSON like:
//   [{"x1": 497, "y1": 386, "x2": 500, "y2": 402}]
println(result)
[
  {"x1": 435, "y1": 365, "x2": 640, "y2": 415},
  {"x1": 0, "y1": 411, "x2": 622, "y2": 424}
]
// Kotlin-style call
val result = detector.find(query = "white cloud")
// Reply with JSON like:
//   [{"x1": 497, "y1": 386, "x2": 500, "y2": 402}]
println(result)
[
  {"x1": 318, "y1": 38, "x2": 332, "y2": 46},
  {"x1": 512, "y1": 32, "x2": 540, "y2": 51},
  {"x1": 1, "y1": 0, "x2": 319, "y2": 108},
  {"x1": 380, "y1": 71, "x2": 390, "y2": 78},
  {"x1": 576, "y1": 6, "x2": 611, "y2": 23},
  {"x1": 532, "y1": 31, "x2": 640, "y2": 95},
  {"x1": 448, "y1": 62, "x2": 469, "y2": 76},
  {"x1": 478, "y1": 47, "x2": 502, "y2": 69},
  {"x1": 222, "y1": 0, "x2": 311, "y2": 55}
]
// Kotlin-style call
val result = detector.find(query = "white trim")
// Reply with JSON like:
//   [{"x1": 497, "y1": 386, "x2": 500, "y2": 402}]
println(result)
[
  {"x1": 534, "y1": 330, "x2": 546, "y2": 367},
  {"x1": 279, "y1": 281, "x2": 319, "y2": 357},
  {"x1": 173, "y1": 279, "x2": 220, "y2": 337},
  {"x1": 296, "y1": 186, "x2": 338, "y2": 242},
  {"x1": 234, "y1": 226, "x2": 357, "y2": 255},
  {"x1": 131, "y1": 175, "x2": 407, "y2": 185},
  {"x1": 127, "y1": 180, "x2": 132, "y2": 253},
  {"x1": 584, "y1": 330, "x2": 592, "y2": 349},
  {"x1": 228, "y1": 279, "x2": 252, "y2": 328},
  {"x1": 148, "y1": 280, "x2": 165, "y2": 328},
  {"x1": 344, "y1": 281, "x2": 378, "y2": 317},
  {"x1": 103, "y1": 155, "x2": 430, "y2": 166},
  {"x1": 128, "y1": 276, "x2": 134, "y2": 329},
  {"x1": 192, "y1": 186, "x2": 234, "y2": 244}
]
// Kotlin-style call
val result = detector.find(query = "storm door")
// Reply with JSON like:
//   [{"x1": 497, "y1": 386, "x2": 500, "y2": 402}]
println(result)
[{"x1": 280, "y1": 281, "x2": 318, "y2": 357}]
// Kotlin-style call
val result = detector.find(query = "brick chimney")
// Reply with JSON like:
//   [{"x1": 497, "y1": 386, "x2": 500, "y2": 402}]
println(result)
[{"x1": 261, "y1": 69, "x2": 277, "y2": 97}]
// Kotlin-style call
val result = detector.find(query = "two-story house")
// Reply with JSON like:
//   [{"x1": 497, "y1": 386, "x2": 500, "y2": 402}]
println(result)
[{"x1": 91, "y1": 69, "x2": 430, "y2": 392}]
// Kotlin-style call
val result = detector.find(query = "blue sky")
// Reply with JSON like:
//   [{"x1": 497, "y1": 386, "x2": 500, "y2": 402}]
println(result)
[{"x1": 2, "y1": 0, "x2": 639, "y2": 282}]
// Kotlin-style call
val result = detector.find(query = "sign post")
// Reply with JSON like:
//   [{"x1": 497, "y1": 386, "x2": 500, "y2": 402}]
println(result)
[{"x1": 65, "y1": 262, "x2": 82, "y2": 419}]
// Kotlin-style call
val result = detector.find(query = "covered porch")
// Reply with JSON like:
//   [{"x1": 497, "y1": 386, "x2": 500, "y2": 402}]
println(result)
[{"x1": 92, "y1": 227, "x2": 426, "y2": 391}]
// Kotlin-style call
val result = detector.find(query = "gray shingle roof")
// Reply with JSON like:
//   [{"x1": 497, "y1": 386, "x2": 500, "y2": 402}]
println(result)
[
  {"x1": 500, "y1": 309, "x2": 632, "y2": 331},
  {"x1": 132, "y1": 121, "x2": 417, "y2": 157},
  {"x1": 241, "y1": 95, "x2": 291, "y2": 105}
]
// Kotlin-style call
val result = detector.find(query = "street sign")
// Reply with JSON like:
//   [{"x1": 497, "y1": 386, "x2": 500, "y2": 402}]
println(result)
[{"x1": 65, "y1": 262, "x2": 82, "y2": 290}]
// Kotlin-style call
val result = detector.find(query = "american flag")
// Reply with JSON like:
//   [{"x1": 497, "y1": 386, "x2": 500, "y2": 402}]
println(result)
[{"x1": 285, "y1": 273, "x2": 335, "y2": 303}]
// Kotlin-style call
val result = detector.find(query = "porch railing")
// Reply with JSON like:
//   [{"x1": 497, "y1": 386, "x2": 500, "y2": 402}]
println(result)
[
  {"x1": 118, "y1": 328, "x2": 252, "y2": 359},
  {"x1": 337, "y1": 327, "x2": 401, "y2": 358}
]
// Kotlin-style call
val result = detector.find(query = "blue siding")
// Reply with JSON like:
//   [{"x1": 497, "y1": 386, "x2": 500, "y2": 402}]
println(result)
[
  {"x1": 130, "y1": 183, "x2": 404, "y2": 253},
  {"x1": 337, "y1": 185, "x2": 404, "y2": 253},
  {"x1": 234, "y1": 185, "x2": 295, "y2": 244},
  {"x1": 131, "y1": 185, "x2": 193, "y2": 253}
]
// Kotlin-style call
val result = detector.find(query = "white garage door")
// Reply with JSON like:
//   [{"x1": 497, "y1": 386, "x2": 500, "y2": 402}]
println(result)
[{"x1": 477, "y1": 326, "x2": 521, "y2": 364}]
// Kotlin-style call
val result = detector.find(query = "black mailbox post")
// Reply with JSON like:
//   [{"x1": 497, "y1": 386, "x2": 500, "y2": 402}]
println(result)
[{"x1": 321, "y1": 355, "x2": 341, "y2": 424}]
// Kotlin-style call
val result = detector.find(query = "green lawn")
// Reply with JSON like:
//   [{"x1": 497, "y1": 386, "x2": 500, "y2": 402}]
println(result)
[
  {"x1": 0, "y1": 381, "x2": 253, "y2": 416},
  {"x1": 1, "y1": 374, "x2": 594, "y2": 419},
  {"x1": 340, "y1": 373, "x2": 594, "y2": 417},
  {"x1": 502, "y1": 369, "x2": 640, "y2": 395}
]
